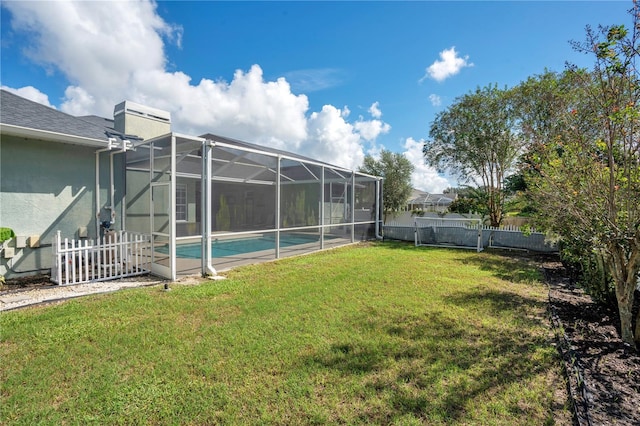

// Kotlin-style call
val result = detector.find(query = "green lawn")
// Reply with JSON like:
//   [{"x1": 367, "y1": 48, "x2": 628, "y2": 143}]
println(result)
[{"x1": 1, "y1": 242, "x2": 568, "y2": 425}]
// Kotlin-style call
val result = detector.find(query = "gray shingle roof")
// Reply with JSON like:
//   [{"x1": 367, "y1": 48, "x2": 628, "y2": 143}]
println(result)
[
  {"x1": 76, "y1": 115, "x2": 115, "y2": 130},
  {"x1": 0, "y1": 90, "x2": 133, "y2": 142}
]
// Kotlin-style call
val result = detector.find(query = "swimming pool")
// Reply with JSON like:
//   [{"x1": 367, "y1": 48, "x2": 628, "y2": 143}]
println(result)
[{"x1": 159, "y1": 233, "x2": 323, "y2": 259}]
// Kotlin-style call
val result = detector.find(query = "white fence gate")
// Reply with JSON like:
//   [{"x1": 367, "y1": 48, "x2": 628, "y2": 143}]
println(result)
[{"x1": 52, "y1": 230, "x2": 152, "y2": 285}]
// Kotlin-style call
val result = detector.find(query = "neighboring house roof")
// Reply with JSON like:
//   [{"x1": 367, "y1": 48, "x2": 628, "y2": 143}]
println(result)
[
  {"x1": 408, "y1": 189, "x2": 455, "y2": 206},
  {"x1": 409, "y1": 188, "x2": 429, "y2": 201},
  {"x1": 0, "y1": 90, "x2": 136, "y2": 145}
]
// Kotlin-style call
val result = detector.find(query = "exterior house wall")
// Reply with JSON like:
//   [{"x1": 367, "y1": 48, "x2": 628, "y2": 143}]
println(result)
[
  {"x1": 124, "y1": 168, "x2": 151, "y2": 235},
  {"x1": 0, "y1": 135, "x2": 124, "y2": 278}
]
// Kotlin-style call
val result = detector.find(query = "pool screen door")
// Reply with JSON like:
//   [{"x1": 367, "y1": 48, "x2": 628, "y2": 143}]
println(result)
[{"x1": 151, "y1": 182, "x2": 172, "y2": 279}]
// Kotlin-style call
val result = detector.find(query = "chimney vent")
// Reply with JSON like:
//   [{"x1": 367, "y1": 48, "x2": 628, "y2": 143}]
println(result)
[{"x1": 113, "y1": 101, "x2": 171, "y2": 141}]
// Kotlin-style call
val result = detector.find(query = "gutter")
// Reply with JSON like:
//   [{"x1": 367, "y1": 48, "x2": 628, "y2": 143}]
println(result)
[{"x1": 0, "y1": 123, "x2": 110, "y2": 148}]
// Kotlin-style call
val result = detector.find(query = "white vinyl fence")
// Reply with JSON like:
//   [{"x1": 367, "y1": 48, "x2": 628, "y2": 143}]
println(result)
[
  {"x1": 52, "y1": 230, "x2": 152, "y2": 285},
  {"x1": 384, "y1": 222, "x2": 558, "y2": 253}
]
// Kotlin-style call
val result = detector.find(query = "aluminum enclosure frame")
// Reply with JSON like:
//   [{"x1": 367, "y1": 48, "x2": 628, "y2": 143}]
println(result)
[{"x1": 126, "y1": 133, "x2": 383, "y2": 280}]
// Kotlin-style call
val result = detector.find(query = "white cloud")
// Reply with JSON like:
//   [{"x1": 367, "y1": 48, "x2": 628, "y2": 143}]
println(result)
[
  {"x1": 402, "y1": 137, "x2": 451, "y2": 193},
  {"x1": 4, "y1": 0, "x2": 181, "y2": 115},
  {"x1": 61, "y1": 86, "x2": 96, "y2": 116},
  {"x1": 1, "y1": 85, "x2": 54, "y2": 107},
  {"x1": 422, "y1": 47, "x2": 473, "y2": 83},
  {"x1": 2, "y1": 0, "x2": 390, "y2": 172},
  {"x1": 354, "y1": 119, "x2": 391, "y2": 142},
  {"x1": 429, "y1": 94, "x2": 441, "y2": 107},
  {"x1": 352, "y1": 102, "x2": 390, "y2": 142},
  {"x1": 305, "y1": 105, "x2": 365, "y2": 169},
  {"x1": 368, "y1": 101, "x2": 382, "y2": 119},
  {"x1": 126, "y1": 66, "x2": 310, "y2": 146}
]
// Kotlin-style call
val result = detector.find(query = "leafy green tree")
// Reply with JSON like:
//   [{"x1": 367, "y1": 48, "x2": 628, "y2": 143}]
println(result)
[
  {"x1": 424, "y1": 85, "x2": 524, "y2": 226},
  {"x1": 508, "y1": 70, "x2": 579, "y2": 219},
  {"x1": 503, "y1": 174, "x2": 527, "y2": 195},
  {"x1": 359, "y1": 150, "x2": 414, "y2": 222},
  {"x1": 447, "y1": 196, "x2": 485, "y2": 216},
  {"x1": 445, "y1": 186, "x2": 489, "y2": 216},
  {"x1": 524, "y1": 6, "x2": 640, "y2": 348}
]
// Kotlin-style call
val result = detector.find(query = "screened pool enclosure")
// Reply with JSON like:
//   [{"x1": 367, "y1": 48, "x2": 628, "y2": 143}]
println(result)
[{"x1": 125, "y1": 133, "x2": 383, "y2": 280}]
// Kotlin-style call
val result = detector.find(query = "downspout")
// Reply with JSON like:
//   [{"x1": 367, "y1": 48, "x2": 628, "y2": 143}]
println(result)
[
  {"x1": 95, "y1": 139, "x2": 115, "y2": 238},
  {"x1": 96, "y1": 150, "x2": 100, "y2": 238},
  {"x1": 109, "y1": 141, "x2": 128, "y2": 230},
  {"x1": 202, "y1": 140, "x2": 216, "y2": 276},
  {"x1": 376, "y1": 178, "x2": 383, "y2": 240},
  {"x1": 121, "y1": 147, "x2": 127, "y2": 231}
]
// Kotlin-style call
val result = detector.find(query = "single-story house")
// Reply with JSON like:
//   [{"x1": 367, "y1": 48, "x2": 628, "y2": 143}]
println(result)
[
  {"x1": 0, "y1": 89, "x2": 383, "y2": 281},
  {"x1": 407, "y1": 188, "x2": 456, "y2": 213}
]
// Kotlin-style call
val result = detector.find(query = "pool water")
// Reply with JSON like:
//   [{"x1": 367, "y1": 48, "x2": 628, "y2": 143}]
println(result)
[{"x1": 160, "y1": 234, "x2": 323, "y2": 259}]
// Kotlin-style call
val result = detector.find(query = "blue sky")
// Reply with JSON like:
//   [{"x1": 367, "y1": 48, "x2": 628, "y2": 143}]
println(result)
[{"x1": 1, "y1": 1, "x2": 634, "y2": 192}]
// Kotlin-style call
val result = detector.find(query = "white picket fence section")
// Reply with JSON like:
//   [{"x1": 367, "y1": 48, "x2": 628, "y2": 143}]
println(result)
[
  {"x1": 52, "y1": 230, "x2": 152, "y2": 285},
  {"x1": 384, "y1": 222, "x2": 558, "y2": 253},
  {"x1": 386, "y1": 221, "x2": 534, "y2": 232}
]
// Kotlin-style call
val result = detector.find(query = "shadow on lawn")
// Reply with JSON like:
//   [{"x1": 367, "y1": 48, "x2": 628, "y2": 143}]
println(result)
[
  {"x1": 454, "y1": 252, "x2": 543, "y2": 284},
  {"x1": 305, "y1": 290, "x2": 552, "y2": 423},
  {"x1": 381, "y1": 241, "x2": 545, "y2": 284}
]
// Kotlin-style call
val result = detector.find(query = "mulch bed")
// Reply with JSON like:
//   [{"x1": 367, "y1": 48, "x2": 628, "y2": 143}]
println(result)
[
  {"x1": 3, "y1": 258, "x2": 639, "y2": 424},
  {"x1": 543, "y1": 257, "x2": 640, "y2": 426},
  {"x1": 1, "y1": 274, "x2": 56, "y2": 291}
]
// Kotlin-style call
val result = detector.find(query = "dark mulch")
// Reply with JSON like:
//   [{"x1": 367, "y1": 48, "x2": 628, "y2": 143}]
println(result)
[
  {"x1": 1, "y1": 274, "x2": 56, "y2": 292},
  {"x1": 543, "y1": 257, "x2": 640, "y2": 426}
]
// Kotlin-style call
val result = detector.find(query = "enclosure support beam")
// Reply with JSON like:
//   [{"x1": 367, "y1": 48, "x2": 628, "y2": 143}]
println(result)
[
  {"x1": 170, "y1": 135, "x2": 177, "y2": 281},
  {"x1": 320, "y1": 167, "x2": 325, "y2": 249},
  {"x1": 275, "y1": 156, "x2": 281, "y2": 259},
  {"x1": 351, "y1": 172, "x2": 355, "y2": 243}
]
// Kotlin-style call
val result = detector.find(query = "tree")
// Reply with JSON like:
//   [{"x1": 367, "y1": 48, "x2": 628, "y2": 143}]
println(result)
[
  {"x1": 447, "y1": 188, "x2": 487, "y2": 215},
  {"x1": 524, "y1": 4, "x2": 640, "y2": 348},
  {"x1": 424, "y1": 85, "x2": 524, "y2": 226},
  {"x1": 510, "y1": 70, "x2": 585, "y2": 220},
  {"x1": 359, "y1": 150, "x2": 414, "y2": 222}
]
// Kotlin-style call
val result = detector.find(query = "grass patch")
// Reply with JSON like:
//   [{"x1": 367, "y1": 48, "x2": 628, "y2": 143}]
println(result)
[{"x1": 1, "y1": 242, "x2": 567, "y2": 424}]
